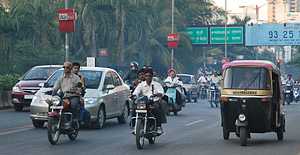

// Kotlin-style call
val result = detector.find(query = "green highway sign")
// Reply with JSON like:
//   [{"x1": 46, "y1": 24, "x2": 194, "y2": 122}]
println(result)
[
  {"x1": 187, "y1": 27, "x2": 208, "y2": 44},
  {"x1": 210, "y1": 27, "x2": 243, "y2": 44}
]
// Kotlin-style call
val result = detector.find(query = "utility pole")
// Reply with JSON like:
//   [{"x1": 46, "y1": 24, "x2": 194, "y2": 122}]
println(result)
[
  {"x1": 171, "y1": 0, "x2": 175, "y2": 69},
  {"x1": 65, "y1": 0, "x2": 69, "y2": 62},
  {"x1": 225, "y1": 0, "x2": 227, "y2": 58}
]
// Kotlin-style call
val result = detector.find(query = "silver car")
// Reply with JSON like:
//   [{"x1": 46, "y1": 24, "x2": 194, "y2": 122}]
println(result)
[
  {"x1": 177, "y1": 74, "x2": 199, "y2": 102},
  {"x1": 30, "y1": 67, "x2": 131, "y2": 129}
]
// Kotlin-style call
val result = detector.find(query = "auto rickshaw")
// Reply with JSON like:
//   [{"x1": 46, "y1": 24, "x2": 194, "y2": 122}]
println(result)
[{"x1": 220, "y1": 60, "x2": 285, "y2": 146}]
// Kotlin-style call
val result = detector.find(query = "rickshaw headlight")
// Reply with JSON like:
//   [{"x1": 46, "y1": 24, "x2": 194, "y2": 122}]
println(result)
[{"x1": 238, "y1": 114, "x2": 246, "y2": 122}]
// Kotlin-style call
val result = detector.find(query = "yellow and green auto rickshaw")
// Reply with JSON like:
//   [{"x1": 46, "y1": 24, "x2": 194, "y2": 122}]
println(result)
[{"x1": 220, "y1": 60, "x2": 285, "y2": 146}]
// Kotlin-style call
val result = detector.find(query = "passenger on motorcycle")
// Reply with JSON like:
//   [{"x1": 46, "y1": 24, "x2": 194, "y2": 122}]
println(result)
[
  {"x1": 72, "y1": 62, "x2": 86, "y2": 125},
  {"x1": 123, "y1": 61, "x2": 139, "y2": 81},
  {"x1": 134, "y1": 68, "x2": 146, "y2": 86},
  {"x1": 165, "y1": 69, "x2": 184, "y2": 106},
  {"x1": 53, "y1": 62, "x2": 82, "y2": 129},
  {"x1": 132, "y1": 69, "x2": 167, "y2": 134}
]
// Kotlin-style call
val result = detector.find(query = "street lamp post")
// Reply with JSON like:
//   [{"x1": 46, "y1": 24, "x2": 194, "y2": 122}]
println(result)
[
  {"x1": 225, "y1": 0, "x2": 227, "y2": 58},
  {"x1": 171, "y1": 0, "x2": 174, "y2": 69},
  {"x1": 65, "y1": 0, "x2": 69, "y2": 62}
]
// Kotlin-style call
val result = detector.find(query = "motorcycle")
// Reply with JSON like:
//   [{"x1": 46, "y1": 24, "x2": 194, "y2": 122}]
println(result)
[
  {"x1": 284, "y1": 84, "x2": 293, "y2": 105},
  {"x1": 293, "y1": 85, "x2": 300, "y2": 102},
  {"x1": 125, "y1": 80, "x2": 136, "y2": 93},
  {"x1": 209, "y1": 83, "x2": 220, "y2": 108},
  {"x1": 165, "y1": 82, "x2": 182, "y2": 115},
  {"x1": 46, "y1": 91, "x2": 79, "y2": 145},
  {"x1": 200, "y1": 82, "x2": 208, "y2": 99},
  {"x1": 131, "y1": 95, "x2": 162, "y2": 149}
]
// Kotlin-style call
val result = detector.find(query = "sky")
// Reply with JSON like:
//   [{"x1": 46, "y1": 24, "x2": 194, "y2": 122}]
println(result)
[{"x1": 212, "y1": 0, "x2": 269, "y2": 21}]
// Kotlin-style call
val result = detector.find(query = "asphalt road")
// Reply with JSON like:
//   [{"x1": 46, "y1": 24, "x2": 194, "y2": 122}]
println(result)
[{"x1": 1, "y1": 99, "x2": 300, "y2": 155}]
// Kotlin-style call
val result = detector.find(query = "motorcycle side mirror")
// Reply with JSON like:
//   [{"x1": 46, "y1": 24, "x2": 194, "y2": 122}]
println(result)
[
  {"x1": 57, "y1": 91, "x2": 64, "y2": 98},
  {"x1": 44, "y1": 82, "x2": 49, "y2": 88}
]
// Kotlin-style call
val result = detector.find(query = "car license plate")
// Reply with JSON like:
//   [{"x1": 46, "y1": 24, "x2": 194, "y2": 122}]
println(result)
[
  {"x1": 286, "y1": 90, "x2": 290, "y2": 93},
  {"x1": 24, "y1": 95, "x2": 34, "y2": 99},
  {"x1": 50, "y1": 106, "x2": 63, "y2": 109},
  {"x1": 136, "y1": 110, "x2": 147, "y2": 113}
]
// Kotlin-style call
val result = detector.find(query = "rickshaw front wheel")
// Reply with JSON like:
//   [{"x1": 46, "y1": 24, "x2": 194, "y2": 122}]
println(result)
[
  {"x1": 223, "y1": 127, "x2": 230, "y2": 140},
  {"x1": 240, "y1": 127, "x2": 247, "y2": 146}
]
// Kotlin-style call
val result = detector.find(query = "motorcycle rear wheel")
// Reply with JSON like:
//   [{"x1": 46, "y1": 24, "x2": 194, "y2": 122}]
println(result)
[
  {"x1": 47, "y1": 117, "x2": 60, "y2": 145},
  {"x1": 68, "y1": 128, "x2": 79, "y2": 140},
  {"x1": 136, "y1": 119, "x2": 145, "y2": 149}
]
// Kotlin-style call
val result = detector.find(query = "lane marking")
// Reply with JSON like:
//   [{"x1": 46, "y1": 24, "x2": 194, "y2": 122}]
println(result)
[
  {"x1": 185, "y1": 119, "x2": 205, "y2": 127},
  {"x1": 0, "y1": 124, "x2": 33, "y2": 136},
  {"x1": 0, "y1": 107, "x2": 30, "y2": 113}
]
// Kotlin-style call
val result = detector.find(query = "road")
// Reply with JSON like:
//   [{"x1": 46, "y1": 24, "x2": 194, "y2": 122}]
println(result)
[{"x1": 1, "y1": 99, "x2": 300, "y2": 155}]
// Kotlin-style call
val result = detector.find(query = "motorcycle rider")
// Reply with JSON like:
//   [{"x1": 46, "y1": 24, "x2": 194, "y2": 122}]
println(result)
[
  {"x1": 72, "y1": 62, "x2": 86, "y2": 125},
  {"x1": 132, "y1": 69, "x2": 167, "y2": 134},
  {"x1": 198, "y1": 72, "x2": 208, "y2": 83},
  {"x1": 123, "y1": 61, "x2": 139, "y2": 81},
  {"x1": 207, "y1": 69, "x2": 222, "y2": 101},
  {"x1": 53, "y1": 62, "x2": 82, "y2": 129},
  {"x1": 285, "y1": 74, "x2": 295, "y2": 101},
  {"x1": 134, "y1": 68, "x2": 146, "y2": 86},
  {"x1": 148, "y1": 65, "x2": 158, "y2": 77},
  {"x1": 165, "y1": 69, "x2": 183, "y2": 106}
]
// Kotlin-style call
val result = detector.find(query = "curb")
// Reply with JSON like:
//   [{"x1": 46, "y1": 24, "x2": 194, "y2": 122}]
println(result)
[{"x1": 0, "y1": 91, "x2": 13, "y2": 109}]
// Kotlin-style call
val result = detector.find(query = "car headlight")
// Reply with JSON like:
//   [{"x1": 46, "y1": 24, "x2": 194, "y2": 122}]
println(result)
[
  {"x1": 51, "y1": 96, "x2": 61, "y2": 106},
  {"x1": 12, "y1": 87, "x2": 21, "y2": 92},
  {"x1": 137, "y1": 103, "x2": 146, "y2": 109},
  {"x1": 84, "y1": 97, "x2": 98, "y2": 104},
  {"x1": 238, "y1": 114, "x2": 246, "y2": 122}
]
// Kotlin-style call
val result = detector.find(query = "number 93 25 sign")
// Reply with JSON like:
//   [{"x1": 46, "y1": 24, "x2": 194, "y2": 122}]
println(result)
[{"x1": 246, "y1": 23, "x2": 300, "y2": 46}]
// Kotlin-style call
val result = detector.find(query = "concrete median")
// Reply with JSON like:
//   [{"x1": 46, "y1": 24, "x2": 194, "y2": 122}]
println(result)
[{"x1": 0, "y1": 91, "x2": 13, "y2": 109}]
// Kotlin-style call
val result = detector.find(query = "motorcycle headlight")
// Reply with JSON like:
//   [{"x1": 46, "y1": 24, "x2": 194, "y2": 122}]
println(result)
[
  {"x1": 84, "y1": 97, "x2": 98, "y2": 104},
  {"x1": 12, "y1": 87, "x2": 21, "y2": 92},
  {"x1": 238, "y1": 114, "x2": 246, "y2": 122},
  {"x1": 51, "y1": 96, "x2": 61, "y2": 106},
  {"x1": 137, "y1": 103, "x2": 146, "y2": 109},
  {"x1": 210, "y1": 87, "x2": 214, "y2": 89}
]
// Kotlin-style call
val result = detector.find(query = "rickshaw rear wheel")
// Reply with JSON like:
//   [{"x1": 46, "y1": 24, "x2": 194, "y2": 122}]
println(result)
[
  {"x1": 240, "y1": 127, "x2": 247, "y2": 146},
  {"x1": 277, "y1": 119, "x2": 285, "y2": 141},
  {"x1": 223, "y1": 128, "x2": 230, "y2": 140}
]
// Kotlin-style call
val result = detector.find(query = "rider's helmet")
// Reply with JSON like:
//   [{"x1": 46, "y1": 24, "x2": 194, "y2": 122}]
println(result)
[
  {"x1": 130, "y1": 61, "x2": 139, "y2": 71},
  {"x1": 168, "y1": 69, "x2": 176, "y2": 74}
]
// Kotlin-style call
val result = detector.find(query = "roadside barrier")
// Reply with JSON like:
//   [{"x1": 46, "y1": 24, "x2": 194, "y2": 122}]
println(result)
[{"x1": 0, "y1": 91, "x2": 13, "y2": 109}]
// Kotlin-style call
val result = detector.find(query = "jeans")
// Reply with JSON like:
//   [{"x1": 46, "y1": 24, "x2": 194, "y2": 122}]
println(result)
[{"x1": 68, "y1": 97, "x2": 80, "y2": 119}]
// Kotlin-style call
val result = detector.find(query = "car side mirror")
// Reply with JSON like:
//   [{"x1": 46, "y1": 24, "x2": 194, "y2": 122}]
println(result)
[
  {"x1": 18, "y1": 77, "x2": 22, "y2": 81},
  {"x1": 44, "y1": 82, "x2": 49, "y2": 88},
  {"x1": 39, "y1": 83, "x2": 44, "y2": 87},
  {"x1": 106, "y1": 84, "x2": 115, "y2": 90}
]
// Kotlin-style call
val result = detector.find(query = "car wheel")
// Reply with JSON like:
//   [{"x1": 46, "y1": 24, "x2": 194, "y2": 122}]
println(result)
[
  {"x1": 81, "y1": 110, "x2": 91, "y2": 129},
  {"x1": 32, "y1": 120, "x2": 44, "y2": 128},
  {"x1": 187, "y1": 92, "x2": 191, "y2": 102},
  {"x1": 118, "y1": 103, "x2": 129, "y2": 124},
  {"x1": 194, "y1": 97, "x2": 197, "y2": 102},
  {"x1": 91, "y1": 106, "x2": 105, "y2": 129},
  {"x1": 14, "y1": 104, "x2": 23, "y2": 111}
]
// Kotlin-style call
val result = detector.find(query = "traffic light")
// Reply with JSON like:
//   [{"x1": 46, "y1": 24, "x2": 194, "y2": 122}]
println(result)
[{"x1": 276, "y1": 59, "x2": 280, "y2": 69}]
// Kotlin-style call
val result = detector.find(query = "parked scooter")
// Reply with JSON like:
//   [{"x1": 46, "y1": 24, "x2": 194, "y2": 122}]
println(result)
[
  {"x1": 209, "y1": 83, "x2": 220, "y2": 108},
  {"x1": 284, "y1": 84, "x2": 293, "y2": 105},
  {"x1": 293, "y1": 84, "x2": 300, "y2": 102},
  {"x1": 165, "y1": 82, "x2": 182, "y2": 115},
  {"x1": 46, "y1": 91, "x2": 79, "y2": 145},
  {"x1": 130, "y1": 95, "x2": 163, "y2": 149}
]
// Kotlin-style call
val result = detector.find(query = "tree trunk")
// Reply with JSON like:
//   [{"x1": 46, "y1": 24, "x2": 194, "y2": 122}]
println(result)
[{"x1": 91, "y1": 27, "x2": 97, "y2": 57}]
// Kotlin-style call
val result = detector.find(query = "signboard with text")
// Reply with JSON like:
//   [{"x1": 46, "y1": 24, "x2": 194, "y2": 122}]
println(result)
[
  {"x1": 210, "y1": 27, "x2": 243, "y2": 44},
  {"x1": 187, "y1": 27, "x2": 208, "y2": 44},
  {"x1": 246, "y1": 23, "x2": 300, "y2": 46}
]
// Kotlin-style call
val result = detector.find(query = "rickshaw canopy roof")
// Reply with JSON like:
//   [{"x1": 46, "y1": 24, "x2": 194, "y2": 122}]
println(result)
[{"x1": 222, "y1": 60, "x2": 280, "y2": 75}]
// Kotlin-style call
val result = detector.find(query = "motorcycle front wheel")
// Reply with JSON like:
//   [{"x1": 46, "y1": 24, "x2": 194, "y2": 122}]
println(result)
[
  {"x1": 47, "y1": 116, "x2": 60, "y2": 145},
  {"x1": 136, "y1": 119, "x2": 145, "y2": 149}
]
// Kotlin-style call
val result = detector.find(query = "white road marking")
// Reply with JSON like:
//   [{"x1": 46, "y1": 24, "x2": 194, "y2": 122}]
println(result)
[
  {"x1": 0, "y1": 128, "x2": 32, "y2": 136},
  {"x1": 185, "y1": 119, "x2": 205, "y2": 127}
]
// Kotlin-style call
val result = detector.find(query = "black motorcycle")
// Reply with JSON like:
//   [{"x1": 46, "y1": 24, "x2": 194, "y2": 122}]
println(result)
[
  {"x1": 200, "y1": 82, "x2": 208, "y2": 99},
  {"x1": 284, "y1": 84, "x2": 293, "y2": 105},
  {"x1": 131, "y1": 95, "x2": 162, "y2": 149},
  {"x1": 209, "y1": 83, "x2": 220, "y2": 108},
  {"x1": 46, "y1": 91, "x2": 79, "y2": 145}
]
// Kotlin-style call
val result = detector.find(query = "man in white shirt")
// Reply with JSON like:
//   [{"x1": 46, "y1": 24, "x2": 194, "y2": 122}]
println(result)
[
  {"x1": 198, "y1": 72, "x2": 208, "y2": 83},
  {"x1": 132, "y1": 69, "x2": 166, "y2": 134},
  {"x1": 208, "y1": 69, "x2": 222, "y2": 84}
]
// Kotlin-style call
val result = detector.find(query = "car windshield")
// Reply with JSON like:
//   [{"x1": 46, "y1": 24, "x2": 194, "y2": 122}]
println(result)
[
  {"x1": 23, "y1": 67, "x2": 59, "y2": 80},
  {"x1": 223, "y1": 67, "x2": 271, "y2": 90},
  {"x1": 47, "y1": 70, "x2": 103, "y2": 89},
  {"x1": 180, "y1": 76, "x2": 191, "y2": 84}
]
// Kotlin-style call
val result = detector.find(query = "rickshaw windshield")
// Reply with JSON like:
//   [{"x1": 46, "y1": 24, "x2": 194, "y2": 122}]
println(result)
[{"x1": 223, "y1": 67, "x2": 271, "y2": 90}]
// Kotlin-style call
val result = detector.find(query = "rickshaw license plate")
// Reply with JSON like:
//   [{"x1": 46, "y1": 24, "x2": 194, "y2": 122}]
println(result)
[
  {"x1": 136, "y1": 110, "x2": 147, "y2": 113},
  {"x1": 50, "y1": 106, "x2": 63, "y2": 109}
]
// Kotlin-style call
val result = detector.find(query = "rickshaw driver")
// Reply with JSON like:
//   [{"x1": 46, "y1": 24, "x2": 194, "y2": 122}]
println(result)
[{"x1": 238, "y1": 71, "x2": 259, "y2": 89}]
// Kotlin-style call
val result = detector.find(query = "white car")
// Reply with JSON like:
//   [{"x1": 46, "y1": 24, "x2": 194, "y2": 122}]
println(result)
[
  {"x1": 30, "y1": 67, "x2": 131, "y2": 129},
  {"x1": 177, "y1": 74, "x2": 199, "y2": 102}
]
